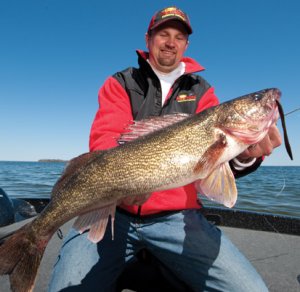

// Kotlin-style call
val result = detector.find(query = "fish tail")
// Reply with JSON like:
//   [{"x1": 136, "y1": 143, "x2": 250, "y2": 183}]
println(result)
[{"x1": 0, "y1": 223, "x2": 48, "y2": 292}]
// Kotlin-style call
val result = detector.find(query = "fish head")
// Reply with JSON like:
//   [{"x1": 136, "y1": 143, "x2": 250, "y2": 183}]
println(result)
[{"x1": 218, "y1": 88, "x2": 280, "y2": 145}]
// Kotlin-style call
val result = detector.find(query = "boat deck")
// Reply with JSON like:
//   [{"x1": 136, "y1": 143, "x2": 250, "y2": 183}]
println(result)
[{"x1": 1, "y1": 217, "x2": 299, "y2": 292}]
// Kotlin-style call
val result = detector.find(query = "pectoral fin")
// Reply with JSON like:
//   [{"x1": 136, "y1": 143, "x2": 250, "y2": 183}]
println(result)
[
  {"x1": 73, "y1": 203, "x2": 116, "y2": 243},
  {"x1": 195, "y1": 162, "x2": 237, "y2": 208}
]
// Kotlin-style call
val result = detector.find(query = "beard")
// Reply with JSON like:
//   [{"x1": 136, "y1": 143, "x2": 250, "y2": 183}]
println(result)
[
  {"x1": 157, "y1": 53, "x2": 177, "y2": 68},
  {"x1": 157, "y1": 57, "x2": 176, "y2": 67}
]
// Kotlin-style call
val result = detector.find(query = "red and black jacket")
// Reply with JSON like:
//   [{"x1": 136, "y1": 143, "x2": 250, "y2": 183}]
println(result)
[{"x1": 89, "y1": 50, "x2": 261, "y2": 216}]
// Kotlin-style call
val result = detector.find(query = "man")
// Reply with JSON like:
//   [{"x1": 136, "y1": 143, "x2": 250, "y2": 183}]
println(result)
[{"x1": 49, "y1": 6, "x2": 281, "y2": 291}]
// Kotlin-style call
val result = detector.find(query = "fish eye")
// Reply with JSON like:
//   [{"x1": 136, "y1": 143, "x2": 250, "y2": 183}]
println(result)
[{"x1": 253, "y1": 93, "x2": 263, "y2": 101}]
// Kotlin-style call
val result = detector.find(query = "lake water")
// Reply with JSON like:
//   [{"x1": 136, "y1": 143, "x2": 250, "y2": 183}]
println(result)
[{"x1": 0, "y1": 161, "x2": 299, "y2": 218}]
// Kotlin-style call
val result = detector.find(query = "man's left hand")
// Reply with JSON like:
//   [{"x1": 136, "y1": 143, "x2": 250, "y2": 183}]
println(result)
[{"x1": 237, "y1": 124, "x2": 282, "y2": 160}]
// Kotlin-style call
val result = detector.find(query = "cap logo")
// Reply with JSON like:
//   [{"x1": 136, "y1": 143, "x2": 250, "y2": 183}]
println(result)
[{"x1": 160, "y1": 7, "x2": 186, "y2": 21}]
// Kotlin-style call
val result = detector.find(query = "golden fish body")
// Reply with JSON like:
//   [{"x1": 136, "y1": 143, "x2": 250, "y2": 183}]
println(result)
[
  {"x1": 45, "y1": 88, "x2": 280, "y2": 219},
  {"x1": 0, "y1": 88, "x2": 283, "y2": 292}
]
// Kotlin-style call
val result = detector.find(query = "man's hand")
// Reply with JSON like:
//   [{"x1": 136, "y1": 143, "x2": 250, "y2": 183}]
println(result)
[{"x1": 237, "y1": 124, "x2": 282, "y2": 161}]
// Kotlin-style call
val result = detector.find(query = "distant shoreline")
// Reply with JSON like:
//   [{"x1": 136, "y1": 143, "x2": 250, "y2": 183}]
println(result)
[{"x1": 38, "y1": 159, "x2": 68, "y2": 163}]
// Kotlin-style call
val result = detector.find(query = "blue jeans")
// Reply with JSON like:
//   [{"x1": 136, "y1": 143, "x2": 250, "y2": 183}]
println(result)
[{"x1": 48, "y1": 209, "x2": 268, "y2": 292}]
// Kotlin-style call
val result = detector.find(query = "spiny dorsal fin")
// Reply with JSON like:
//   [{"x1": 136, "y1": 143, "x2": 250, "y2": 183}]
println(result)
[{"x1": 118, "y1": 113, "x2": 191, "y2": 144}]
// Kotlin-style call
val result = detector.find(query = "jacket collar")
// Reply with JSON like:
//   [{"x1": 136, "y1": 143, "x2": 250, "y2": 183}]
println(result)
[{"x1": 136, "y1": 49, "x2": 205, "y2": 74}]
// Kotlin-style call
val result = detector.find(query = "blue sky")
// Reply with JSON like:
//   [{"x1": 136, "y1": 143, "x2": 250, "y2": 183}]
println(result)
[{"x1": 1, "y1": 0, "x2": 299, "y2": 165}]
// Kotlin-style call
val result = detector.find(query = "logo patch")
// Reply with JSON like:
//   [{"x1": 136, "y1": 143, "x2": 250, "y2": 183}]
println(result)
[{"x1": 176, "y1": 92, "x2": 196, "y2": 103}]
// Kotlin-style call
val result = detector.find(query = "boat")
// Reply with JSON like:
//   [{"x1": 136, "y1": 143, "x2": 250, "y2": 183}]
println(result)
[{"x1": 0, "y1": 196, "x2": 299, "y2": 291}]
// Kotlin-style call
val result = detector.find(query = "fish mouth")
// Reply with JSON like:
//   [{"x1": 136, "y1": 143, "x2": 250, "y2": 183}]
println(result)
[{"x1": 223, "y1": 88, "x2": 280, "y2": 145}]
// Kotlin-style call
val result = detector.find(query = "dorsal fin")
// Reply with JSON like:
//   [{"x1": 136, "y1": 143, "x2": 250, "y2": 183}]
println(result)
[{"x1": 118, "y1": 113, "x2": 191, "y2": 144}]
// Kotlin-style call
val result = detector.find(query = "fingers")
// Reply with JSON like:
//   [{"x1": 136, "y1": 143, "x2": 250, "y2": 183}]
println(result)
[
  {"x1": 255, "y1": 125, "x2": 282, "y2": 157},
  {"x1": 237, "y1": 124, "x2": 282, "y2": 160},
  {"x1": 268, "y1": 124, "x2": 282, "y2": 148}
]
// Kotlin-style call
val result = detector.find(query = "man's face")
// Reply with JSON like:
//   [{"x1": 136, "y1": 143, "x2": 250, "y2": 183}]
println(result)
[{"x1": 146, "y1": 20, "x2": 189, "y2": 73}]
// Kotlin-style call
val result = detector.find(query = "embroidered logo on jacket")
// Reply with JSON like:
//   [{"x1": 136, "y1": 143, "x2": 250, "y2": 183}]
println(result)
[{"x1": 176, "y1": 92, "x2": 196, "y2": 103}]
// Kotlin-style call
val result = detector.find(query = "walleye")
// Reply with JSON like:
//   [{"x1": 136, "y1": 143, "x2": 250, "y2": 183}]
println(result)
[{"x1": 0, "y1": 88, "x2": 292, "y2": 292}]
